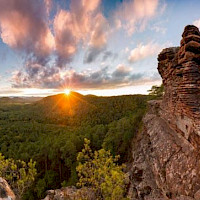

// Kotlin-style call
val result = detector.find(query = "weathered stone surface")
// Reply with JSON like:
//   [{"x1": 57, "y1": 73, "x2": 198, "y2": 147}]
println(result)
[
  {"x1": 127, "y1": 102, "x2": 166, "y2": 200},
  {"x1": 194, "y1": 189, "x2": 200, "y2": 200},
  {"x1": 128, "y1": 101, "x2": 199, "y2": 200},
  {"x1": 0, "y1": 177, "x2": 15, "y2": 200},
  {"x1": 128, "y1": 25, "x2": 200, "y2": 200},
  {"x1": 182, "y1": 25, "x2": 200, "y2": 37},
  {"x1": 43, "y1": 187, "x2": 95, "y2": 200},
  {"x1": 174, "y1": 196, "x2": 195, "y2": 200}
]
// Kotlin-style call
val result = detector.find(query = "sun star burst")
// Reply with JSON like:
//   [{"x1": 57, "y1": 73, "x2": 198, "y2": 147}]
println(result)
[{"x1": 64, "y1": 89, "x2": 71, "y2": 95}]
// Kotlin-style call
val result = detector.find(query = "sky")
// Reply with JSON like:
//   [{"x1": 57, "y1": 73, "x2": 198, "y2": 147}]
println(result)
[{"x1": 0, "y1": 0, "x2": 200, "y2": 97}]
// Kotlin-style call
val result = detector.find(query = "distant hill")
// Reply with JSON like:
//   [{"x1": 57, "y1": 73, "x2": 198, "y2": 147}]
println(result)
[
  {"x1": 0, "y1": 96, "x2": 42, "y2": 104},
  {"x1": 38, "y1": 92, "x2": 84, "y2": 107},
  {"x1": 31, "y1": 91, "x2": 150, "y2": 126},
  {"x1": 0, "y1": 92, "x2": 150, "y2": 127}
]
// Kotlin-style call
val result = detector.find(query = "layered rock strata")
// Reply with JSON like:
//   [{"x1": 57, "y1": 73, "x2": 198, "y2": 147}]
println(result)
[
  {"x1": 129, "y1": 25, "x2": 200, "y2": 200},
  {"x1": 158, "y1": 25, "x2": 200, "y2": 139}
]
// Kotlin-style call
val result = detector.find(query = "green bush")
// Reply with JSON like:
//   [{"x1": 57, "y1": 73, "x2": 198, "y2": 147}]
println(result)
[
  {"x1": 148, "y1": 84, "x2": 164, "y2": 98},
  {"x1": 76, "y1": 139, "x2": 128, "y2": 200},
  {"x1": 0, "y1": 153, "x2": 37, "y2": 199}
]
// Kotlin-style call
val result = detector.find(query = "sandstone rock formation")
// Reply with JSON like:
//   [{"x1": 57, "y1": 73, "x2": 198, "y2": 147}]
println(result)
[
  {"x1": 128, "y1": 25, "x2": 200, "y2": 200},
  {"x1": 0, "y1": 177, "x2": 15, "y2": 200},
  {"x1": 158, "y1": 25, "x2": 200, "y2": 139}
]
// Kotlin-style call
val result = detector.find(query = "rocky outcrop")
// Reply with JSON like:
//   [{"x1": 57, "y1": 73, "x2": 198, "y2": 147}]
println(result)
[
  {"x1": 158, "y1": 25, "x2": 200, "y2": 139},
  {"x1": 0, "y1": 177, "x2": 15, "y2": 200},
  {"x1": 128, "y1": 25, "x2": 200, "y2": 200}
]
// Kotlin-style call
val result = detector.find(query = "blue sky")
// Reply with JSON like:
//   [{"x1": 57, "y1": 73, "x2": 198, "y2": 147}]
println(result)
[{"x1": 0, "y1": 0, "x2": 200, "y2": 96}]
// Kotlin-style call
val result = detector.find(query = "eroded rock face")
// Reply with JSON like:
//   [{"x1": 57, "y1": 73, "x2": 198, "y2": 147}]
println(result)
[
  {"x1": 158, "y1": 25, "x2": 200, "y2": 139},
  {"x1": 128, "y1": 25, "x2": 200, "y2": 200},
  {"x1": 0, "y1": 177, "x2": 16, "y2": 200}
]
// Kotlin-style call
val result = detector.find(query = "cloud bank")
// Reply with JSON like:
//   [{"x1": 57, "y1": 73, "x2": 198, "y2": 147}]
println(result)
[{"x1": 12, "y1": 63, "x2": 159, "y2": 90}]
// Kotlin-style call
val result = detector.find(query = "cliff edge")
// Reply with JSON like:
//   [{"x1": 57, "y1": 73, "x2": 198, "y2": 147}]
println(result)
[{"x1": 128, "y1": 25, "x2": 200, "y2": 200}]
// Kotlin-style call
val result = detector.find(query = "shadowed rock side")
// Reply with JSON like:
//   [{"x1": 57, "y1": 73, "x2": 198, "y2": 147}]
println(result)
[
  {"x1": 128, "y1": 25, "x2": 200, "y2": 200},
  {"x1": 0, "y1": 177, "x2": 16, "y2": 200}
]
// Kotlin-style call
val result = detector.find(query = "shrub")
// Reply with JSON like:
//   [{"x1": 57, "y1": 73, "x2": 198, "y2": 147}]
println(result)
[
  {"x1": 76, "y1": 139, "x2": 128, "y2": 200},
  {"x1": 0, "y1": 153, "x2": 37, "y2": 199}
]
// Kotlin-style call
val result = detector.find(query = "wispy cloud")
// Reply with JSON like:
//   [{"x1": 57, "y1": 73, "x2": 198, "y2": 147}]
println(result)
[
  {"x1": 112, "y1": 65, "x2": 132, "y2": 78},
  {"x1": 102, "y1": 51, "x2": 117, "y2": 62},
  {"x1": 44, "y1": 0, "x2": 52, "y2": 16},
  {"x1": 0, "y1": 88, "x2": 23, "y2": 96},
  {"x1": 84, "y1": 13, "x2": 109, "y2": 63},
  {"x1": 128, "y1": 41, "x2": 167, "y2": 63},
  {"x1": 193, "y1": 18, "x2": 200, "y2": 29},
  {"x1": 54, "y1": 0, "x2": 109, "y2": 66},
  {"x1": 151, "y1": 25, "x2": 166, "y2": 34},
  {"x1": 0, "y1": 0, "x2": 54, "y2": 65},
  {"x1": 114, "y1": 0, "x2": 161, "y2": 35},
  {"x1": 12, "y1": 63, "x2": 159, "y2": 90}
]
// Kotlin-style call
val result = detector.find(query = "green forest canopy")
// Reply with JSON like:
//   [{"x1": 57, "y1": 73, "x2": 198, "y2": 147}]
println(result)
[{"x1": 0, "y1": 92, "x2": 152, "y2": 199}]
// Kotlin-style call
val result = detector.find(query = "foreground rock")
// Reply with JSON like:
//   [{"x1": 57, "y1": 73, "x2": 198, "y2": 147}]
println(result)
[
  {"x1": 128, "y1": 25, "x2": 200, "y2": 200},
  {"x1": 43, "y1": 187, "x2": 95, "y2": 200},
  {"x1": 0, "y1": 177, "x2": 15, "y2": 200}
]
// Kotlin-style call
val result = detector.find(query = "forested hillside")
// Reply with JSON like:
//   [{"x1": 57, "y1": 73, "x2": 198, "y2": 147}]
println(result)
[{"x1": 0, "y1": 92, "x2": 151, "y2": 199}]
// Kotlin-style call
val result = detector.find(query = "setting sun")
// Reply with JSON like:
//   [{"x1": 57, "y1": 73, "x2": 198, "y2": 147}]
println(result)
[{"x1": 64, "y1": 89, "x2": 71, "y2": 95}]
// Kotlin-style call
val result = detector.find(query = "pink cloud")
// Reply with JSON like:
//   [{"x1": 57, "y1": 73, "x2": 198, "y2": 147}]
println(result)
[
  {"x1": 89, "y1": 13, "x2": 109, "y2": 48},
  {"x1": 44, "y1": 0, "x2": 52, "y2": 16},
  {"x1": 193, "y1": 19, "x2": 200, "y2": 29},
  {"x1": 128, "y1": 41, "x2": 165, "y2": 62},
  {"x1": 0, "y1": 0, "x2": 54, "y2": 64},
  {"x1": 53, "y1": 0, "x2": 109, "y2": 65},
  {"x1": 82, "y1": 0, "x2": 101, "y2": 12},
  {"x1": 53, "y1": 9, "x2": 78, "y2": 66},
  {"x1": 115, "y1": 0, "x2": 160, "y2": 35},
  {"x1": 0, "y1": 0, "x2": 109, "y2": 66}
]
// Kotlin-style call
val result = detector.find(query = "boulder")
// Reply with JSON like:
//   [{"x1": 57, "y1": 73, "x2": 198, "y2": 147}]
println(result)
[{"x1": 0, "y1": 177, "x2": 15, "y2": 200}]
